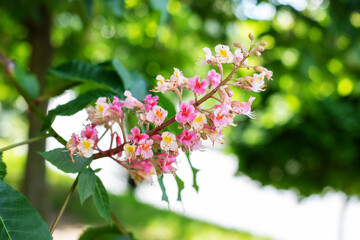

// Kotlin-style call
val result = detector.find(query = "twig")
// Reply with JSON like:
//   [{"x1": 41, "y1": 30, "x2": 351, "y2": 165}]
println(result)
[{"x1": 0, "y1": 134, "x2": 52, "y2": 153}]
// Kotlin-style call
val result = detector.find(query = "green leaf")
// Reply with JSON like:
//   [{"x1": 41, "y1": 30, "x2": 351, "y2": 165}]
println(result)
[
  {"x1": 158, "y1": 175, "x2": 168, "y2": 203},
  {"x1": 38, "y1": 148, "x2": 92, "y2": 173},
  {"x1": 14, "y1": 64, "x2": 39, "y2": 100},
  {"x1": 185, "y1": 153, "x2": 199, "y2": 192},
  {"x1": 41, "y1": 89, "x2": 119, "y2": 131},
  {"x1": 0, "y1": 180, "x2": 52, "y2": 240},
  {"x1": 174, "y1": 175, "x2": 185, "y2": 201},
  {"x1": 112, "y1": 59, "x2": 149, "y2": 99},
  {"x1": 0, "y1": 153, "x2": 6, "y2": 180},
  {"x1": 50, "y1": 60, "x2": 124, "y2": 92},
  {"x1": 103, "y1": 0, "x2": 124, "y2": 18},
  {"x1": 78, "y1": 168, "x2": 97, "y2": 204},
  {"x1": 79, "y1": 225, "x2": 132, "y2": 240},
  {"x1": 93, "y1": 176, "x2": 111, "y2": 222}
]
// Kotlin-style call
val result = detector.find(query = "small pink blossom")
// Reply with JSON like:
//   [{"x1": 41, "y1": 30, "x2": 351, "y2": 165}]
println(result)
[
  {"x1": 81, "y1": 124, "x2": 98, "y2": 144},
  {"x1": 127, "y1": 159, "x2": 154, "y2": 184},
  {"x1": 231, "y1": 96, "x2": 256, "y2": 119},
  {"x1": 143, "y1": 94, "x2": 159, "y2": 112},
  {"x1": 211, "y1": 106, "x2": 230, "y2": 129},
  {"x1": 170, "y1": 68, "x2": 187, "y2": 87},
  {"x1": 124, "y1": 143, "x2": 137, "y2": 162},
  {"x1": 123, "y1": 90, "x2": 144, "y2": 109},
  {"x1": 191, "y1": 112, "x2": 207, "y2": 131},
  {"x1": 203, "y1": 124, "x2": 224, "y2": 146},
  {"x1": 108, "y1": 96, "x2": 124, "y2": 119},
  {"x1": 135, "y1": 139, "x2": 154, "y2": 159},
  {"x1": 153, "y1": 152, "x2": 177, "y2": 174},
  {"x1": 188, "y1": 75, "x2": 208, "y2": 95},
  {"x1": 146, "y1": 105, "x2": 168, "y2": 126},
  {"x1": 115, "y1": 133, "x2": 122, "y2": 157},
  {"x1": 128, "y1": 127, "x2": 149, "y2": 144},
  {"x1": 204, "y1": 69, "x2": 221, "y2": 90},
  {"x1": 218, "y1": 86, "x2": 232, "y2": 105},
  {"x1": 200, "y1": 47, "x2": 217, "y2": 65},
  {"x1": 153, "y1": 75, "x2": 170, "y2": 93},
  {"x1": 178, "y1": 129, "x2": 201, "y2": 151},
  {"x1": 66, "y1": 133, "x2": 80, "y2": 161},
  {"x1": 175, "y1": 102, "x2": 198, "y2": 125}
]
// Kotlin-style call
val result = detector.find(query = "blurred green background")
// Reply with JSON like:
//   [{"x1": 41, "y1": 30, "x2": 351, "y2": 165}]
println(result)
[{"x1": 1, "y1": 0, "x2": 360, "y2": 239}]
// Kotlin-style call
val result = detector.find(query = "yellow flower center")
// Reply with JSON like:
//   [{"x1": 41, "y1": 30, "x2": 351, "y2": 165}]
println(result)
[
  {"x1": 97, "y1": 105, "x2": 104, "y2": 112},
  {"x1": 82, "y1": 140, "x2": 92, "y2": 149},
  {"x1": 163, "y1": 135, "x2": 173, "y2": 143},
  {"x1": 220, "y1": 49, "x2": 227, "y2": 57},
  {"x1": 195, "y1": 115, "x2": 204, "y2": 123}
]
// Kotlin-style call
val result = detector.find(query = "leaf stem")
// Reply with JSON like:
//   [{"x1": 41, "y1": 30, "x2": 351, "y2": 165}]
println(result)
[
  {"x1": 50, "y1": 175, "x2": 79, "y2": 234},
  {"x1": 111, "y1": 211, "x2": 131, "y2": 237},
  {"x1": 0, "y1": 134, "x2": 52, "y2": 153}
]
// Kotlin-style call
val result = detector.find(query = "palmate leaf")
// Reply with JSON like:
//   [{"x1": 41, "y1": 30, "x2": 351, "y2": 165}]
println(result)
[
  {"x1": 79, "y1": 225, "x2": 133, "y2": 240},
  {"x1": 93, "y1": 176, "x2": 111, "y2": 222},
  {"x1": 41, "y1": 88, "x2": 118, "y2": 131},
  {"x1": 78, "y1": 168, "x2": 97, "y2": 204},
  {"x1": 38, "y1": 148, "x2": 92, "y2": 173},
  {"x1": 49, "y1": 60, "x2": 124, "y2": 93},
  {"x1": 0, "y1": 180, "x2": 52, "y2": 240},
  {"x1": 0, "y1": 153, "x2": 6, "y2": 180}
]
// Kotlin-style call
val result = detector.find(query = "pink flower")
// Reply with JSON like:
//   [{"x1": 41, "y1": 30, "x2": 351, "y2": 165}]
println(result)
[
  {"x1": 146, "y1": 105, "x2": 168, "y2": 126},
  {"x1": 188, "y1": 75, "x2": 208, "y2": 95},
  {"x1": 203, "y1": 124, "x2": 223, "y2": 146},
  {"x1": 124, "y1": 143, "x2": 137, "y2": 162},
  {"x1": 204, "y1": 69, "x2": 221, "y2": 90},
  {"x1": 108, "y1": 96, "x2": 124, "y2": 119},
  {"x1": 153, "y1": 75, "x2": 170, "y2": 93},
  {"x1": 231, "y1": 97, "x2": 256, "y2": 119},
  {"x1": 127, "y1": 159, "x2": 155, "y2": 184},
  {"x1": 218, "y1": 86, "x2": 232, "y2": 105},
  {"x1": 191, "y1": 112, "x2": 207, "y2": 131},
  {"x1": 211, "y1": 106, "x2": 230, "y2": 129},
  {"x1": 135, "y1": 139, "x2": 154, "y2": 159},
  {"x1": 78, "y1": 137, "x2": 94, "y2": 158},
  {"x1": 123, "y1": 90, "x2": 144, "y2": 109},
  {"x1": 66, "y1": 133, "x2": 80, "y2": 161},
  {"x1": 152, "y1": 152, "x2": 177, "y2": 174},
  {"x1": 178, "y1": 129, "x2": 201, "y2": 151},
  {"x1": 81, "y1": 124, "x2": 98, "y2": 144},
  {"x1": 175, "y1": 102, "x2": 198, "y2": 125},
  {"x1": 143, "y1": 94, "x2": 159, "y2": 112},
  {"x1": 200, "y1": 47, "x2": 217, "y2": 65},
  {"x1": 128, "y1": 127, "x2": 149, "y2": 144}
]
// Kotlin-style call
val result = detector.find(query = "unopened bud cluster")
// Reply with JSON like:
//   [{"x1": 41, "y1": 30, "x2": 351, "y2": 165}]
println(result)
[{"x1": 66, "y1": 36, "x2": 273, "y2": 184}]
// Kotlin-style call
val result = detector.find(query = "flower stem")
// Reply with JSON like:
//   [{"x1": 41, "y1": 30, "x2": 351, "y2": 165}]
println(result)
[
  {"x1": 0, "y1": 134, "x2": 52, "y2": 153},
  {"x1": 50, "y1": 175, "x2": 79, "y2": 234}
]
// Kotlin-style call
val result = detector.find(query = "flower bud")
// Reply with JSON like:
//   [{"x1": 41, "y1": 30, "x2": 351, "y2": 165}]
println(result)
[
  {"x1": 178, "y1": 124, "x2": 183, "y2": 129},
  {"x1": 253, "y1": 51, "x2": 261, "y2": 57},
  {"x1": 185, "y1": 123, "x2": 191, "y2": 130},
  {"x1": 243, "y1": 52, "x2": 250, "y2": 58},
  {"x1": 260, "y1": 41, "x2": 267, "y2": 46},
  {"x1": 225, "y1": 87, "x2": 233, "y2": 97},
  {"x1": 234, "y1": 42, "x2": 244, "y2": 50},
  {"x1": 201, "y1": 133, "x2": 208, "y2": 140},
  {"x1": 256, "y1": 46, "x2": 265, "y2": 52},
  {"x1": 254, "y1": 65, "x2": 265, "y2": 72},
  {"x1": 248, "y1": 33, "x2": 254, "y2": 41}
]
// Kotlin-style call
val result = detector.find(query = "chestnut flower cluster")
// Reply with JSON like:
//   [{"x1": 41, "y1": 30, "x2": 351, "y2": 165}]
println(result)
[{"x1": 66, "y1": 34, "x2": 273, "y2": 183}]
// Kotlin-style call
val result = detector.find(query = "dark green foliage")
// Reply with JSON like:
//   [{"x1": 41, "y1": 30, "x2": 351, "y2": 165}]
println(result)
[
  {"x1": 41, "y1": 89, "x2": 119, "y2": 131},
  {"x1": 38, "y1": 148, "x2": 93, "y2": 173},
  {"x1": 158, "y1": 175, "x2": 168, "y2": 203},
  {"x1": 0, "y1": 153, "x2": 6, "y2": 180},
  {"x1": 93, "y1": 176, "x2": 111, "y2": 222},
  {"x1": 0, "y1": 180, "x2": 52, "y2": 240},
  {"x1": 78, "y1": 167, "x2": 97, "y2": 204}
]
